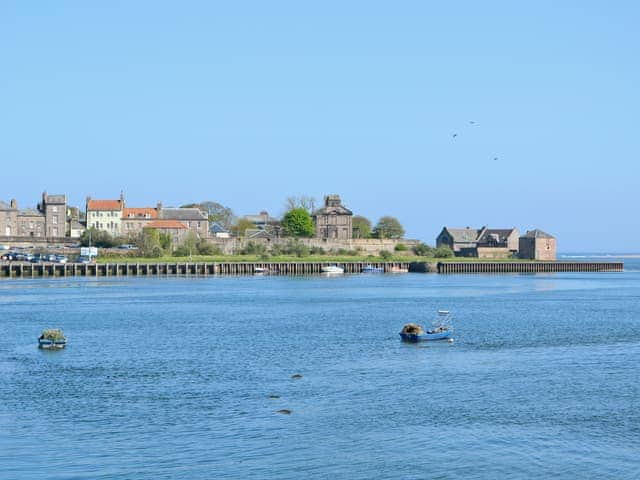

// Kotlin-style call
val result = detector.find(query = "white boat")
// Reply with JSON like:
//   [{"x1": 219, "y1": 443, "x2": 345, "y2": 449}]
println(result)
[{"x1": 321, "y1": 265, "x2": 344, "y2": 274}]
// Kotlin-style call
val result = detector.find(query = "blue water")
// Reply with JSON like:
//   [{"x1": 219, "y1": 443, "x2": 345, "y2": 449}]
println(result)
[{"x1": 1, "y1": 259, "x2": 639, "y2": 479}]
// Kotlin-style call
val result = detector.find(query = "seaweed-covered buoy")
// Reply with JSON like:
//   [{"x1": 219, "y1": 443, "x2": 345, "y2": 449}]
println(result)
[
  {"x1": 38, "y1": 329, "x2": 66, "y2": 349},
  {"x1": 268, "y1": 394, "x2": 281, "y2": 399},
  {"x1": 276, "y1": 409, "x2": 292, "y2": 415},
  {"x1": 291, "y1": 374, "x2": 303, "y2": 380}
]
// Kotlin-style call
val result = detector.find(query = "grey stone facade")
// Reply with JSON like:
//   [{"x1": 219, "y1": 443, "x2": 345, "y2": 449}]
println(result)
[
  {"x1": 312, "y1": 195, "x2": 353, "y2": 240},
  {"x1": 519, "y1": 229, "x2": 557, "y2": 260},
  {"x1": 0, "y1": 199, "x2": 18, "y2": 237}
]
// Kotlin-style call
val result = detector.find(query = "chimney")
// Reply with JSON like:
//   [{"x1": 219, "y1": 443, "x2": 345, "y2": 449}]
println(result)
[
  {"x1": 119, "y1": 191, "x2": 125, "y2": 209},
  {"x1": 10, "y1": 198, "x2": 17, "y2": 209}
]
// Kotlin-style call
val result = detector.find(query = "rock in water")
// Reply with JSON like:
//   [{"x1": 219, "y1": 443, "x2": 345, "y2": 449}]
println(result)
[
  {"x1": 276, "y1": 409, "x2": 292, "y2": 415},
  {"x1": 291, "y1": 374, "x2": 303, "y2": 379}
]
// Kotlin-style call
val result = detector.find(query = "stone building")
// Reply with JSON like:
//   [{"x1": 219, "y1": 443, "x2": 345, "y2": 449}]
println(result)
[
  {"x1": 312, "y1": 195, "x2": 353, "y2": 240},
  {"x1": 1, "y1": 193, "x2": 67, "y2": 239},
  {"x1": 86, "y1": 193, "x2": 125, "y2": 237},
  {"x1": 38, "y1": 192, "x2": 67, "y2": 238},
  {"x1": 122, "y1": 207, "x2": 158, "y2": 238},
  {"x1": 0, "y1": 199, "x2": 18, "y2": 237},
  {"x1": 519, "y1": 229, "x2": 557, "y2": 260},
  {"x1": 143, "y1": 220, "x2": 189, "y2": 245},
  {"x1": 437, "y1": 226, "x2": 519, "y2": 258},
  {"x1": 158, "y1": 205, "x2": 209, "y2": 239}
]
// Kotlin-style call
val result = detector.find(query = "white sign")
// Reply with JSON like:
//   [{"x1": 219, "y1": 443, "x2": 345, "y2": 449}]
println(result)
[{"x1": 80, "y1": 247, "x2": 98, "y2": 257}]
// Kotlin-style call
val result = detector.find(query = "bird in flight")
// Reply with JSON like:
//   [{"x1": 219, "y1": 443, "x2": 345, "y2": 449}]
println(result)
[
  {"x1": 469, "y1": 121, "x2": 477, "y2": 125},
  {"x1": 452, "y1": 133, "x2": 458, "y2": 138},
  {"x1": 493, "y1": 157, "x2": 498, "y2": 161}
]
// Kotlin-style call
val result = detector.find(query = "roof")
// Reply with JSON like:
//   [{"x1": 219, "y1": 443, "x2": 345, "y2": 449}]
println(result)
[
  {"x1": 159, "y1": 207, "x2": 207, "y2": 221},
  {"x1": 442, "y1": 227, "x2": 482, "y2": 243},
  {"x1": 87, "y1": 199, "x2": 122, "y2": 211},
  {"x1": 209, "y1": 222, "x2": 228, "y2": 233},
  {"x1": 312, "y1": 205, "x2": 353, "y2": 216},
  {"x1": 17, "y1": 209, "x2": 43, "y2": 217},
  {"x1": 123, "y1": 208, "x2": 158, "y2": 219},
  {"x1": 0, "y1": 201, "x2": 13, "y2": 210},
  {"x1": 522, "y1": 229, "x2": 555, "y2": 239},
  {"x1": 243, "y1": 212, "x2": 279, "y2": 224},
  {"x1": 245, "y1": 228, "x2": 273, "y2": 239},
  {"x1": 477, "y1": 228, "x2": 518, "y2": 244},
  {"x1": 144, "y1": 220, "x2": 188, "y2": 229}
]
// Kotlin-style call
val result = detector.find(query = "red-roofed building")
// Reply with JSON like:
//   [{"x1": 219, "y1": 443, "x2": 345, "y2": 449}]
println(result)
[
  {"x1": 122, "y1": 207, "x2": 159, "y2": 237},
  {"x1": 143, "y1": 219, "x2": 188, "y2": 244},
  {"x1": 86, "y1": 193, "x2": 125, "y2": 237}
]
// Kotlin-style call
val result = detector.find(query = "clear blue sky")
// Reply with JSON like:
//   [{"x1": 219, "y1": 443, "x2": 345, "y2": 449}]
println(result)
[{"x1": 1, "y1": 1, "x2": 638, "y2": 252}]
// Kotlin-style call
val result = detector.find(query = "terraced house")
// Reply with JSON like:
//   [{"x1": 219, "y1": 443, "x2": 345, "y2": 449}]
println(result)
[
  {"x1": 0, "y1": 193, "x2": 67, "y2": 239},
  {"x1": 86, "y1": 193, "x2": 125, "y2": 237}
]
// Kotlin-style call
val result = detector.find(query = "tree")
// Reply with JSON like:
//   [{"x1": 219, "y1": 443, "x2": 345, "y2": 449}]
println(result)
[
  {"x1": 140, "y1": 229, "x2": 163, "y2": 257},
  {"x1": 432, "y1": 245, "x2": 454, "y2": 258},
  {"x1": 413, "y1": 243, "x2": 433, "y2": 256},
  {"x1": 181, "y1": 201, "x2": 235, "y2": 229},
  {"x1": 373, "y1": 216, "x2": 405, "y2": 239},
  {"x1": 80, "y1": 227, "x2": 119, "y2": 248},
  {"x1": 284, "y1": 195, "x2": 316, "y2": 213},
  {"x1": 352, "y1": 215, "x2": 372, "y2": 238},
  {"x1": 282, "y1": 208, "x2": 314, "y2": 237},
  {"x1": 230, "y1": 218, "x2": 255, "y2": 237}
]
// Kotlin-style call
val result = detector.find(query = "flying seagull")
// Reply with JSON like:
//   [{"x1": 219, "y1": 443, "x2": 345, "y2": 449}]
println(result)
[
  {"x1": 452, "y1": 133, "x2": 458, "y2": 138},
  {"x1": 469, "y1": 121, "x2": 476, "y2": 125},
  {"x1": 493, "y1": 157, "x2": 498, "y2": 161}
]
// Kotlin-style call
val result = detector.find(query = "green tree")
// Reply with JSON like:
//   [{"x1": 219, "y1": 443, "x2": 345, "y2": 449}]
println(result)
[
  {"x1": 80, "y1": 227, "x2": 118, "y2": 248},
  {"x1": 413, "y1": 243, "x2": 433, "y2": 256},
  {"x1": 373, "y1": 216, "x2": 405, "y2": 239},
  {"x1": 182, "y1": 201, "x2": 235, "y2": 229},
  {"x1": 230, "y1": 218, "x2": 255, "y2": 237},
  {"x1": 159, "y1": 233, "x2": 172, "y2": 251},
  {"x1": 352, "y1": 215, "x2": 372, "y2": 238},
  {"x1": 282, "y1": 208, "x2": 314, "y2": 237},
  {"x1": 140, "y1": 229, "x2": 162, "y2": 257}
]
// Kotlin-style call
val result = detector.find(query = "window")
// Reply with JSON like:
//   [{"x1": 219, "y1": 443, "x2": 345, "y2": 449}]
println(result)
[
  {"x1": 52, "y1": 216, "x2": 58, "y2": 224},
  {"x1": 52, "y1": 206, "x2": 58, "y2": 213}
]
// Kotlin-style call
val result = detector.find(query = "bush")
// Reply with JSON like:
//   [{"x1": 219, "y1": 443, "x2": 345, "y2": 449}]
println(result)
[
  {"x1": 197, "y1": 241, "x2": 221, "y2": 256},
  {"x1": 432, "y1": 245, "x2": 454, "y2": 258},
  {"x1": 241, "y1": 241, "x2": 268, "y2": 255},
  {"x1": 173, "y1": 245, "x2": 191, "y2": 257},
  {"x1": 413, "y1": 243, "x2": 433, "y2": 256},
  {"x1": 394, "y1": 243, "x2": 408, "y2": 252},
  {"x1": 379, "y1": 250, "x2": 393, "y2": 260},
  {"x1": 337, "y1": 248, "x2": 358, "y2": 256},
  {"x1": 309, "y1": 246, "x2": 325, "y2": 255},
  {"x1": 270, "y1": 244, "x2": 284, "y2": 256}
]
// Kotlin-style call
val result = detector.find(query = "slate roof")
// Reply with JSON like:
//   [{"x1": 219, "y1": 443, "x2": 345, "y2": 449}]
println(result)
[
  {"x1": 209, "y1": 222, "x2": 229, "y2": 233},
  {"x1": 0, "y1": 201, "x2": 13, "y2": 210},
  {"x1": 160, "y1": 208, "x2": 207, "y2": 221},
  {"x1": 443, "y1": 227, "x2": 482, "y2": 243},
  {"x1": 17, "y1": 209, "x2": 43, "y2": 217},
  {"x1": 522, "y1": 229, "x2": 555, "y2": 239},
  {"x1": 45, "y1": 194, "x2": 66, "y2": 204},
  {"x1": 477, "y1": 228, "x2": 517, "y2": 244},
  {"x1": 243, "y1": 212, "x2": 279, "y2": 224},
  {"x1": 87, "y1": 199, "x2": 122, "y2": 211}
]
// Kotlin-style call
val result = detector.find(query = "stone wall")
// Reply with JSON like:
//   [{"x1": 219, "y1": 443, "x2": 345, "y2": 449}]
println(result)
[
  {"x1": 476, "y1": 247, "x2": 512, "y2": 259},
  {"x1": 209, "y1": 237, "x2": 420, "y2": 255}
]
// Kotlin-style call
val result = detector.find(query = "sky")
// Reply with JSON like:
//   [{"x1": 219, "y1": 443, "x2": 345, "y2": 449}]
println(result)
[{"x1": 1, "y1": 1, "x2": 639, "y2": 252}]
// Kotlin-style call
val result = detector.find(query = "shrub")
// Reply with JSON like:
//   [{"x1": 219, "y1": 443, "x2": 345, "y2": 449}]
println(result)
[
  {"x1": 309, "y1": 246, "x2": 325, "y2": 255},
  {"x1": 241, "y1": 241, "x2": 267, "y2": 255},
  {"x1": 413, "y1": 243, "x2": 432, "y2": 256},
  {"x1": 197, "y1": 241, "x2": 221, "y2": 256},
  {"x1": 432, "y1": 245, "x2": 454, "y2": 258},
  {"x1": 394, "y1": 243, "x2": 408, "y2": 252},
  {"x1": 379, "y1": 250, "x2": 393, "y2": 260}
]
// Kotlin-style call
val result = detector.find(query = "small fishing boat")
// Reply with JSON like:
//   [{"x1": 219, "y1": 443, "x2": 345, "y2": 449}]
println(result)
[
  {"x1": 362, "y1": 265, "x2": 384, "y2": 273},
  {"x1": 38, "y1": 329, "x2": 67, "y2": 349},
  {"x1": 388, "y1": 266, "x2": 408, "y2": 273},
  {"x1": 321, "y1": 265, "x2": 344, "y2": 274},
  {"x1": 399, "y1": 310, "x2": 453, "y2": 342},
  {"x1": 254, "y1": 267, "x2": 269, "y2": 274}
]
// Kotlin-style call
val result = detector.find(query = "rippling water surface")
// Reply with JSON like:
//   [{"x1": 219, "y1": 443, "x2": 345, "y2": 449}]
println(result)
[{"x1": 1, "y1": 260, "x2": 639, "y2": 479}]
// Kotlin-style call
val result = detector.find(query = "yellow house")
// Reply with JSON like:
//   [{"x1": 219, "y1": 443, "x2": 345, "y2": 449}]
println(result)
[{"x1": 86, "y1": 193, "x2": 124, "y2": 237}]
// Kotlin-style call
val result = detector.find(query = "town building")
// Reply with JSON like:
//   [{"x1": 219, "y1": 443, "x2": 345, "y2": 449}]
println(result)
[
  {"x1": 312, "y1": 195, "x2": 353, "y2": 240},
  {"x1": 519, "y1": 229, "x2": 557, "y2": 260},
  {"x1": 38, "y1": 192, "x2": 67, "y2": 238},
  {"x1": 158, "y1": 205, "x2": 209, "y2": 238},
  {"x1": 122, "y1": 206, "x2": 158, "y2": 238},
  {"x1": 86, "y1": 193, "x2": 125, "y2": 238},
  {"x1": 143, "y1": 220, "x2": 189, "y2": 245},
  {"x1": 0, "y1": 199, "x2": 18, "y2": 237},
  {"x1": 437, "y1": 226, "x2": 519, "y2": 258}
]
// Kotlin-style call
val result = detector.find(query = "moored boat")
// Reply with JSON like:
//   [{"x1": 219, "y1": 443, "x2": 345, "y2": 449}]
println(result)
[
  {"x1": 362, "y1": 265, "x2": 384, "y2": 273},
  {"x1": 399, "y1": 310, "x2": 453, "y2": 342},
  {"x1": 321, "y1": 265, "x2": 344, "y2": 274},
  {"x1": 38, "y1": 329, "x2": 67, "y2": 349}
]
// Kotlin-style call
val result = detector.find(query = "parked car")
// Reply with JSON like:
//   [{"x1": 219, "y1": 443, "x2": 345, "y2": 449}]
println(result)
[
  {"x1": 74, "y1": 256, "x2": 92, "y2": 264},
  {"x1": 55, "y1": 255, "x2": 68, "y2": 264},
  {"x1": 31, "y1": 254, "x2": 43, "y2": 263},
  {"x1": 116, "y1": 244, "x2": 138, "y2": 250}
]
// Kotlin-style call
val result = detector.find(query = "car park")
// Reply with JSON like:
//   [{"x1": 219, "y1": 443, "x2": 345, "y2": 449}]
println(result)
[{"x1": 55, "y1": 255, "x2": 68, "y2": 264}]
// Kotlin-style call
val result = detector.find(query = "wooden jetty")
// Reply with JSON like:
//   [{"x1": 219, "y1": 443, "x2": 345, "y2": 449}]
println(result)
[
  {"x1": 0, "y1": 260, "x2": 623, "y2": 279},
  {"x1": 435, "y1": 261, "x2": 623, "y2": 274}
]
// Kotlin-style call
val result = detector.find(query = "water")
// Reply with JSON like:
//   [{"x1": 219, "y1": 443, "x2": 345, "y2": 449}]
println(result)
[{"x1": 1, "y1": 259, "x2": 639, "y2": 479}]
